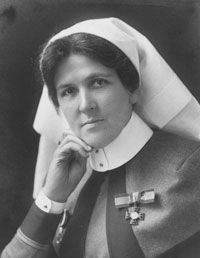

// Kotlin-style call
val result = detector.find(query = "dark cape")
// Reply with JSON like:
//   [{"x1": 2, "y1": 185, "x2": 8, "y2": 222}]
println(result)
[{"x1": 57, "y1": 131, "x2": 200, "y2": 258}]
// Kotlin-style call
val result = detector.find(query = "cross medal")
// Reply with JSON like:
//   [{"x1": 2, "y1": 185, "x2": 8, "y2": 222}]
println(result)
[{"x1": 114, "y1": 189, "x2": 155, "y2": 225}]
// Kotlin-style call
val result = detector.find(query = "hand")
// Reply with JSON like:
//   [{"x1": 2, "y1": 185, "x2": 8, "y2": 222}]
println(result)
[{"x1": 43, "y1": 131, "x2": 92, "y2": 202}]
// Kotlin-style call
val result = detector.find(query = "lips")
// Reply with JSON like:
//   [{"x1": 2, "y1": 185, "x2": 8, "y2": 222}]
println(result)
[{"x1": 81, "y1": 118, "x2": 104, "y2": 127}]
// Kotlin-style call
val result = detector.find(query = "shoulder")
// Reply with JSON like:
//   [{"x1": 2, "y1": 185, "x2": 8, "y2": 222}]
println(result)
[
  {"x1": 148, "y1": 130, "x2": 200, "y2": 156},
  {"x1": 135, "y1": 130, "x2": 200, "y2": 170}
]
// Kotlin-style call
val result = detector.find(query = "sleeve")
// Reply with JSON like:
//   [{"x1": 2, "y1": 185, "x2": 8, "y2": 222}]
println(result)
[
  {"x1": 1, "y1": 203, "x2": 61, "y2": 258},
  {"x1": 33, "y1": 86, "x2": 69, "y2": 143}
]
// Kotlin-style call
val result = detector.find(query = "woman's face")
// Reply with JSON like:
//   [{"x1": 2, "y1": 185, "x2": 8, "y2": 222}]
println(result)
[{"x1": 55, "y1": 54, "x2": 135, "y2": 149}]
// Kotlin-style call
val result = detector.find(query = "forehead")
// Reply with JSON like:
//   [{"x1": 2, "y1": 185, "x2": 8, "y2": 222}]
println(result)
[{"x1": 54, "y1": 54, "x2": 116, "y2": 87}]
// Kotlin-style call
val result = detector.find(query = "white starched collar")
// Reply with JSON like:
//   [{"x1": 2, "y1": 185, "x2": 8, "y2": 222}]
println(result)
[{"x1": 89, "y1": 111, "x2": 153, "y2": 172}]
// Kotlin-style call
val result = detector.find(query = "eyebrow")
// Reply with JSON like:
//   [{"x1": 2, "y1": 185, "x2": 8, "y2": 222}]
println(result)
[
  {"x1": 56, "y1": 72, "x2": 112, "y2": 90},
  {"x1": 56, "y1": 83, "x2": 74, "y2": 91},
  {"x1": 86, "y1": 72, "x2": 112, "y2": 80}
]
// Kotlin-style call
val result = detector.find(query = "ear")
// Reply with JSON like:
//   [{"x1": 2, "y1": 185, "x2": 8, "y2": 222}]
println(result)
[{"x1": 129, "y1": 88, "x2": 139, "y2": 105}]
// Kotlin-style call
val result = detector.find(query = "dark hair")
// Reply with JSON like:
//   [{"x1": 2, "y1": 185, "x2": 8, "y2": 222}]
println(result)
[{"x1": 40, "y1": 33, "x2": 139, "y2": 107}]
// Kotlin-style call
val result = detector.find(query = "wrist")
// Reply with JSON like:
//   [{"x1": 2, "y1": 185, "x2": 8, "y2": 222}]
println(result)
[
  {"x1": 42, "y1": 186, "x2": 70, "y2": 203},
  {"x1": 35, "y1": 188, "x2": 66, "y2": 214}
]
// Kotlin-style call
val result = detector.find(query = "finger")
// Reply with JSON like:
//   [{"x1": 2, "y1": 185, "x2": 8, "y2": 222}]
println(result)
[
  {"x1": 58, "y1": 142, "x2": 90, "y2": 159},
  {"x1": 57, "y1": 129, "x2": 75, "y2": 145},
  {"x1": 59, "y1": 134, "x2": 92, "y2": 152},
  {"x1": 62, "y1": 129, "x2": 75, "y2": 139}
]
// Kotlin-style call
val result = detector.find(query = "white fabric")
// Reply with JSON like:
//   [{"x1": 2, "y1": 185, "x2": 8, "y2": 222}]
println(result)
[
  {"x1": 35, "y1": 189, "x2": 65, "y2": 214},
  {"x1": 89, "y1": 111, "x2": 153, "y2": 172},
  {"x1": 163, "y1": 97, "x2": 200, "y2": 140},
  {"x1": 33, "y1": 87, "x2": 69, "y2": 142}
]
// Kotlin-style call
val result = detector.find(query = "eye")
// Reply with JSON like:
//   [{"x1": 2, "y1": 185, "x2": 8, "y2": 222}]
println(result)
[
  {"x1": 92, "y1": 78, "x2": 108, "y2": 88},
  {"x1": 60, "y1": 86, "x2": 77, "y2": 97}
]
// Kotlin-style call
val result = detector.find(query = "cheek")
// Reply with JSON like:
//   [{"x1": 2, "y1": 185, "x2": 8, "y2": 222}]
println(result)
[
  {"x1": 99, "y1": 87, "x2": 123, "y2": 107},
  {"x1": 59, "y1": 102, "x2": 77, "y2": 129},
  {"x1": 103, "y1": 90, "x2": 132, "y2": 116}
]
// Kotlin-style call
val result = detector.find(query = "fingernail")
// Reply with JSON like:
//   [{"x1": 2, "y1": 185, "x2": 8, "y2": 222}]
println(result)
[
  {"x1": 62, "y1": 133, "x2": 67, "y2": 138},
  {"x1": 87, "y1": 146, "x2": 93, "y2": 151}
]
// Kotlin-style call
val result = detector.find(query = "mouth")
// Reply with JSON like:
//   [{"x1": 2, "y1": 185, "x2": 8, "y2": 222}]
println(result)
[{"x1": 81, "y1": 118, "x2": 104, "y2": 127}]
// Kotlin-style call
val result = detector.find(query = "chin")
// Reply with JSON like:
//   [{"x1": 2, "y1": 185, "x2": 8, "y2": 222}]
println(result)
[
  {"x1": 81, "y1": 133, "x2": 115, "y2": 149},
  {"x1": 83, "y1": 137, "x2": 105, "y2": 149}
]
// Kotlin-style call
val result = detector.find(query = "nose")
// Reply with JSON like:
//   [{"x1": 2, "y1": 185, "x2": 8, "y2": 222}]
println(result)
[{"x1": 78, "y1": 89, "x2": 97, "y2": 113}]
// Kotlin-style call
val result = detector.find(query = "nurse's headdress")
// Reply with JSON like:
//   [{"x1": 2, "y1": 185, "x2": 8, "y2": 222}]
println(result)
[{"x1": 36, "y1": 17, "x2": 200, "y2": 140}]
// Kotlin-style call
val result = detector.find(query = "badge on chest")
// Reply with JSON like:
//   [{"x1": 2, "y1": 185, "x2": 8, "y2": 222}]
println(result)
[{"x1": 114, "y1": 189, "x2": 155, "y2": 225}]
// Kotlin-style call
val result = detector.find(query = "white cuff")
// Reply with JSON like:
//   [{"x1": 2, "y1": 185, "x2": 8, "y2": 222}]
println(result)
[{"x1": 35, "y1": 189, "x2": 65, "y2": 214}]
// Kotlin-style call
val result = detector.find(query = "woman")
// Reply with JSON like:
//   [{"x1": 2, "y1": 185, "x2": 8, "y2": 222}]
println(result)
[{"x1": 2, "y1": 17, "x2": 200, "y2": 258}]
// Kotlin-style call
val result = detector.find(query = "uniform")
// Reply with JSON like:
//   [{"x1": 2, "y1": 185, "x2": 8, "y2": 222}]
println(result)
[{"x1": 2, "y1": 114, "x2": 200, "y2": 258}]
